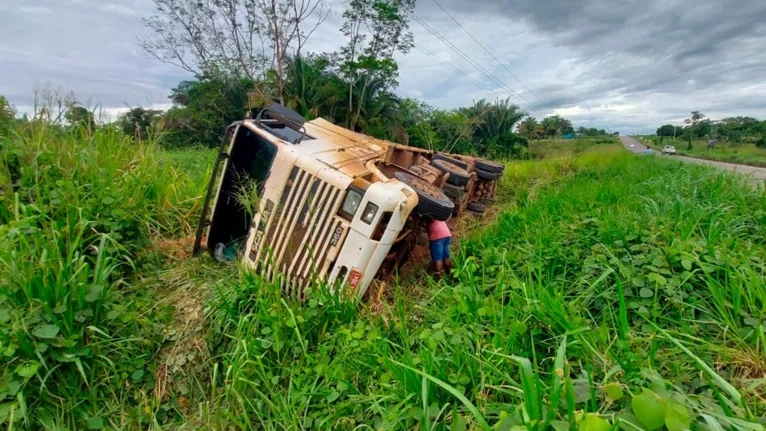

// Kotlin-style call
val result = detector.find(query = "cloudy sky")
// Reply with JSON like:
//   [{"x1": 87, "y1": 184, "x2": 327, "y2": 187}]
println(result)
[{"x1": 2, "y1": 0, "x2": 766, "y2": 133}]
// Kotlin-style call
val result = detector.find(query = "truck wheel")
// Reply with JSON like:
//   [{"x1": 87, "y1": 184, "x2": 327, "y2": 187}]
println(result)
[
  {"x1": 394, "y1": 172, "x2": 455, "y2": 221},
  {"x1": 467, "y1": 202, "x2": 487, "y2": 213},
  {"x1": 442, "y1": 182, "x2": 467, "y2": 202},
  {"x1": 475, "y1": 159, "x2": 504, "y2": 173},
  {"x1": 433, "y1": 153, "x2": 469, "y2": 170},
  {"x1": 481, "y1": 197, "x2": 496, "y2": 205},
  {"x1": 476, "y1": 168, "x2": 502, "y2": 181},
  {"x1": 432, "y1": 160, "x2": 471, "y2": 186}
]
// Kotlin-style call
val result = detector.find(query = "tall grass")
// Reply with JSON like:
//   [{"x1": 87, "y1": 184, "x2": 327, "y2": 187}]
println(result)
[
  {"x1": 3, "y1": 121, "x2": 764, "y2": 429},
  {"x1": 186, "y1": 152, "x2": 764, "y2": 429},
  {"x1": 0, "y1": 122, "x2": 208, "y2": 428},
  {"x1": 527, "y1": 137, "x2": 623, "y2": 159}
]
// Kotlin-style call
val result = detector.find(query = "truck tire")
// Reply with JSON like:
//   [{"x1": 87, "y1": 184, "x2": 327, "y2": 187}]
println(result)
[
  {"x1": 475, "y1": 159, "x2": 504, "y2": 174},
  {"x1": 394, "y1": 172, "x2": 454, "y2": 221},
  {"x1": 467, "y1": 202, "x2": 487, "y2": 213},
  {"x1": 431, "y1": 160, "x2": 471, "y2": 186},
  {"x1": 476, "y1": 168, "x2": 503, "y2": 181},
  {"x1": 442, "y1": 182, "x2": 467, "y2": 201},
  {"x1": 481, "y1": 197, "x2": 496, "y2": 205},
  {"x1": 433, "y1": 153, "x2": 469, "y2": 170}
]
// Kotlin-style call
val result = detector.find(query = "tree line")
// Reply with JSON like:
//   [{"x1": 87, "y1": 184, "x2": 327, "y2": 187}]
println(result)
[
  {"x1": 2, "y1": 0, "x2": 606, "y2": 160},
  {"x1": 656, "y1": 111, "x2": 766, "y2": 148}
]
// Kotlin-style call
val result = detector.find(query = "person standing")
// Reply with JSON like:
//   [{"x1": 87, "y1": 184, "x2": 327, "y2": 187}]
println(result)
[{"x1": 426, "y1": 217, "x2": 453, "y2": 281}]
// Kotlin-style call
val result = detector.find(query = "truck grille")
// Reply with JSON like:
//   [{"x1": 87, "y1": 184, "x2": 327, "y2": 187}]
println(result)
[{"x1": 251, "y1": 166, "x2": 346, "y2": 295}]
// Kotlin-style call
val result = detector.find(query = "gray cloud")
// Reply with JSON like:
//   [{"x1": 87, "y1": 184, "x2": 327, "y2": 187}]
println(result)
[{"x1": 2, "y1": 0, "x2": 766, "y2": 132}]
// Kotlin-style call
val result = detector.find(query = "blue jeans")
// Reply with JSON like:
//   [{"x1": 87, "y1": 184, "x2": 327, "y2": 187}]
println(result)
[{"x1": 429, "y1": 237, "x2": 452, "y2": 263}]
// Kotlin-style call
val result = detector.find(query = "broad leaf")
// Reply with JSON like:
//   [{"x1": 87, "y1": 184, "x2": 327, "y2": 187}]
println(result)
[
  {"x1": 579, "y1": 414, "x2": 612, "y2": 431},
  {"x1": 665, "y1": 401, "x2": 691, "y2": 431},
  {"x1": 631, "y1": 389, "x2": 666, "y2": 430},
  {"x1": 605, "y1": 382, "x2": 624, "y2": 401},
  {"x1": 32, "y1": 324, "x2": 60, "y2": 339}
]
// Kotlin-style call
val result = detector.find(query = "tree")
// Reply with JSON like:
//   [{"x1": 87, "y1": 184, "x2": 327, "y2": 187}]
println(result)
[
  {"x1": 518, "y1": 116, "x2": 541, "y2": 140},
  {"x1": 283, "y1": 54, "x2": 348, "y2": 122},
  {"x1": 65, "y1": 105, "x2": 97, "y2": 131},
  {"x1": 340, "y1": 0, "x2": 415, "y2": 131},
  {"x1": 683, "y1": 111, "x2": 705, "y2": 149},
  {"x1": 162, "y1": 76, "x2": 254, "y2": 148},
  {"x1": 469, "y1": 98, "x2": 526, "y2": 143},
  {"x1": 118, "y1": 107, "x2": 164, "y2": 141},
  {"x1": 540, "y1": 115, "x2": 572, "y2": 139},
  {"x1": 141, "y1": 0, "x2": 330, "y2": 103},
  {"x1": 656, "y1": 124, "x2": 676, "y2": 144}
]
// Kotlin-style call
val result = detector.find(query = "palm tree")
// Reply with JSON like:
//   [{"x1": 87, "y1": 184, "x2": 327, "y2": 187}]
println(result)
[
  {"x1": 283, "y1": 55, "x2": 348, "y2": 122},
  {"x1": 519, "y1": 116, "x2": 540, "y2": 140},
  {"x1": 541, "y1": 116, "x2": 559, "y2": 139}
]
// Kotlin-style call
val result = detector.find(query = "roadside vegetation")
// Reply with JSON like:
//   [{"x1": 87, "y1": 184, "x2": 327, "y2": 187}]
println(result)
[
  {"x1": 2, "y1": 114, "x2": 764, "y2": 429},
  {"x1": 644, "y1": 137, "x2": 766, "y2": 167},
  {"x1": 528, "y1": 137, "x2": 623, "y2": 159},
  {"x1": 650, "y1": 113, "x2": 766, "y2": 166}
]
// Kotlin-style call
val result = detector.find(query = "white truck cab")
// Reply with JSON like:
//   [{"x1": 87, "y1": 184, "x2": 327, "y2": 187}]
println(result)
[{"x1": 195, "y1": 105, "x2": 419, "y2": 298}]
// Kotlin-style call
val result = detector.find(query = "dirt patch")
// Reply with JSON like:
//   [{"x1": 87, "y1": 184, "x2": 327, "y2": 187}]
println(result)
[{"x1": 153, "y1": 236, "x2": 196, "y2": 261}]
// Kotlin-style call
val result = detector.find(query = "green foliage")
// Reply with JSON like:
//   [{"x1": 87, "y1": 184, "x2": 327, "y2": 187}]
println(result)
[
  {"x1": 340, "y1": 0, "x2": 416, "y2": 131},
  {"x1": 118, "y1": 107, "x2": 164, "y2": 140},
  {"x1": 179, "y1": 151, "x2": 764, "y2": 429},
  {"x1": 0, "y1": 97, "x2": 15, "y2": 134},
  {"x1": 162, "y1": 76, "x2": 254, "y2": 148},
  {"x1": 518, "y1": 116, "x2": 541, "y2": 140},
  {"x1": 540, "y1": 114, "x2": 573, "y2": 138},
  {"x1": 656, "y1": 124, "x2": 681, "y2": 137},
  {"x1": 3, "y1": 119, "x2": 765, "y2": 428},
  {"x1": 0, "y1": 121, "x2": 208, "y2": 428},
  {"x1": 64, "y1": 105, "x2": 96, "y2": 130},
  {"x1": 645, "y1": 135, "x2": 766, "y2": 167}
]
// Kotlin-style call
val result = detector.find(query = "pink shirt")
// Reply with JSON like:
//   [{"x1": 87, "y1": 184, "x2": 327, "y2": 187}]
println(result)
[{"x1": 428, "y1": 220, "x2": 451, "y2": 241}]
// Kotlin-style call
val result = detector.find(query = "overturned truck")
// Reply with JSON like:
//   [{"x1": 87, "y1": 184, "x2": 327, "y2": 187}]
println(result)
[{"x1": 193, "y1": 104, "x2": 505, "y2": 298}]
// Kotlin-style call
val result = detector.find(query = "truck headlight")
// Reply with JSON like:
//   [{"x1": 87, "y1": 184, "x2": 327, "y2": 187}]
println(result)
[
  {"x1": 361, "y1": 202, "x2": 379, "y2": 224},
  {"x1": 340, "y1": 189, "x2": 363, "y2": 219}
]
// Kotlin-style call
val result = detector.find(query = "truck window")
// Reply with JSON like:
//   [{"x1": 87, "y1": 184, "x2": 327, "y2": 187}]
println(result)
[{"x1": 208, "y1": 127, "x2": 277, "y2": 256}]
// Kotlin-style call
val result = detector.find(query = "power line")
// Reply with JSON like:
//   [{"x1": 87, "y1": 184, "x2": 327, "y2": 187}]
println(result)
[
  {"x1": 408, "y1": 11, "x2": 537, "y2": 114},
  {"x1": 410, "y1": 11, "x2": 536, "y2": 112},
  {"x1": 430, "y1": 0, "x2": 548, "y2": 109},
  {"x1": 413, "y1": 42, "x2": 507, "y2": 99}
]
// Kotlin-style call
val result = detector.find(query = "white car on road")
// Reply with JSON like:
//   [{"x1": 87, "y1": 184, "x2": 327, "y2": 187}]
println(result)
[{"x1": 662, "y1": 145, "x2": 677, "y2": 155}]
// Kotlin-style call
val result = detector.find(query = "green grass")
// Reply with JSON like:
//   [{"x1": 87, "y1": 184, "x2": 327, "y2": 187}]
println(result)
[
  {"x1": 191, "y1": 153, "x2": 765, "y2": 429},
  {"x1": 2, "y1": 122, "x2": 765, "y2": 429},
  {"x1": 0, "y1": 122, "x2": 210, "y2": 428},
  {"x1": 643, "y1": 136, "x2": 766, "y2": 167},
  {"x1": 528, "y1": 137, "x2": 623, "y2": 159}
]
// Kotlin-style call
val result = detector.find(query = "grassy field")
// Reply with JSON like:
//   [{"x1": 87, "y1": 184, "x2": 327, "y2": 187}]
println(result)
[
  {"x1": 528, "y1": 137, "x2": 623, "y2": 159},
  {"x1": 1, "y1": 124, "x2": 765, "y2": 430},
  {"x1": 641, "y1": 136, "x2": 766, "y2": 167}
]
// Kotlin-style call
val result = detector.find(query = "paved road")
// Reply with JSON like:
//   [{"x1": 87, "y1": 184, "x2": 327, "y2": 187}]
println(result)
[{"x1": 619, "y1": 136, "x2": 766, "y2": 184}]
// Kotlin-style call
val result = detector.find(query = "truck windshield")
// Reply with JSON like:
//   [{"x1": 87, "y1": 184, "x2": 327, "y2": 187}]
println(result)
[{"x1": 207, "y1": 126, "x2": 277, "y2": 256}]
